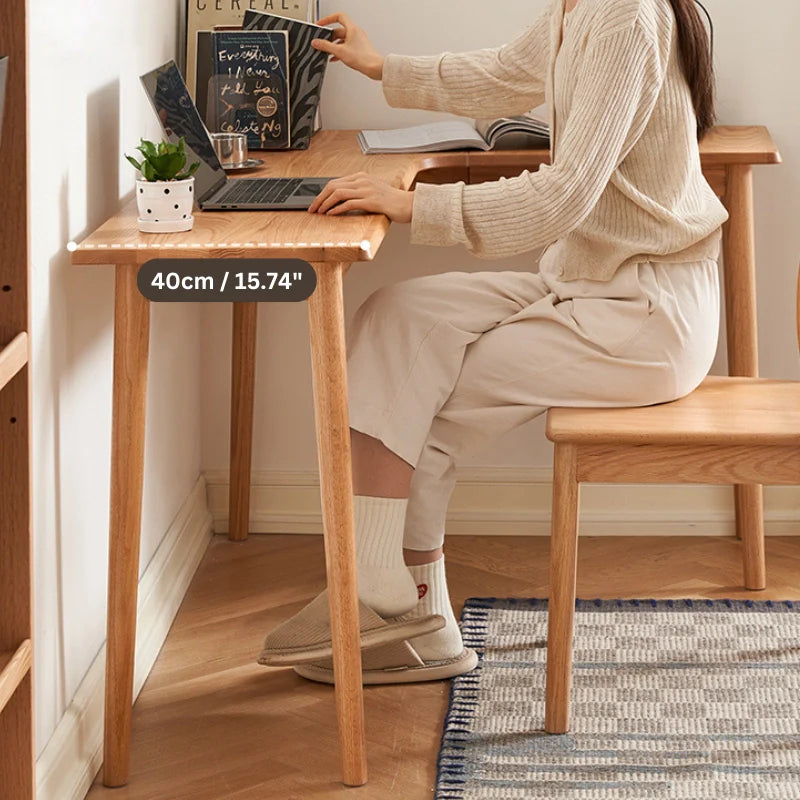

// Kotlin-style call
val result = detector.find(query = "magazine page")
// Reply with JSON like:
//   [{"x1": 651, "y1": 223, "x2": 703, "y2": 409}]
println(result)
[
  {"x1": 359, "y1": 120, "x2": 489, "y2": 153},
  {"x1": 475, "y1": 111, "x2": 550, "y2": 148}
]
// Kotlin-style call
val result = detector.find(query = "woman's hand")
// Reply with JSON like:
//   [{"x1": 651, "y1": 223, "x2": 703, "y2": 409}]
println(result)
[
  {"x1": 311, "y1": 12, "x2": 385, "y2": 80},
  {"x1": 308, "y1": 173, "x2": 414, "y2": 222}
]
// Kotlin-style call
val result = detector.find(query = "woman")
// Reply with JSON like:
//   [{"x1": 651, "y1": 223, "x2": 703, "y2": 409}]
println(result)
[{"x1": 259, "y1": 0, "x2": 728, "y2": 683}]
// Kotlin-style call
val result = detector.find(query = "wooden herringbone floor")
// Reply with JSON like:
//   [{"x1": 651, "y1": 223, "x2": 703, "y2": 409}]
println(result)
[{"x1": 86, "y1": 533, "x2": 800, "y2": 800}]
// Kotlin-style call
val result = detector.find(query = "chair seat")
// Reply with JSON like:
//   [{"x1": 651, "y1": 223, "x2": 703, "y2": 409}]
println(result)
[{"x1": 546, "y1": 376, "x2": 800, "y2": 445}]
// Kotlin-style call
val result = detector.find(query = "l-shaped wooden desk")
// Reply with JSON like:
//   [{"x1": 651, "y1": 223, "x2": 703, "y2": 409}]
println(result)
[{"x1": 71, "y1": 127, "x2": 780, "y2": 788}]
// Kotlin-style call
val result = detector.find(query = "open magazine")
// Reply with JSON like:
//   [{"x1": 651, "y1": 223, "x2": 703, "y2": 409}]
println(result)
[{"x1": 358, "y1": 111, "x2": 549, "y2": 154}]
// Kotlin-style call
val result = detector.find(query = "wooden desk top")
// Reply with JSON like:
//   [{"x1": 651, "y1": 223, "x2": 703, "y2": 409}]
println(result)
[
  {"x1": 70, "y1": 132, "x2": 466, "y2": 266},
  {"x1": 468, "y1": 124, "x2": 781, "y2": 170},
  {"x1": 71, "y1": 126, "x2": 780, "y2": 267}
]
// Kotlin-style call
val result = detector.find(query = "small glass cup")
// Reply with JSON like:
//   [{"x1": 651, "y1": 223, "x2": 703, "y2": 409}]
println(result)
[{"x1": 210, "y1": 132, "x2": 248, "y2": 168}]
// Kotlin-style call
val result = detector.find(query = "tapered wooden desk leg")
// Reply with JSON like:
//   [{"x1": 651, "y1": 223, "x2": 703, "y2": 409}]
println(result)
[
  {"x1": 722, "y1": 164, "x2": 765, "y2": 589},
  {"x1": 545, "y1": 443, "x2": 580, "y2": 734},
  {"x1": 103, "y1": 264, "x2": 150, "y2": 787},
  {"x1": 229, "y1": 303, "x2": 258, "y2": 541},
  {"x1": 307, "y1": 262, "x2": 367, "y2": 787}
]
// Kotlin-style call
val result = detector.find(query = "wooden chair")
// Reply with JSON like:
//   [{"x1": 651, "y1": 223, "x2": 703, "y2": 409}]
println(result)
[{"x1": 542, "y1": 266, "x2": 800, "y2": 733}]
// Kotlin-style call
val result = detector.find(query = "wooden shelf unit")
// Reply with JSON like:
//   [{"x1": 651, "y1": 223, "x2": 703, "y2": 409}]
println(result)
[
  {"x1": 0, "y1": 641, "x2": 33, "y2": 714},
  {"x1": 0, "y1": 0, "x2": 35, "y2": 795},
  {"x1": 0, "y1": 332, "x2": 28, "y2": 391}
]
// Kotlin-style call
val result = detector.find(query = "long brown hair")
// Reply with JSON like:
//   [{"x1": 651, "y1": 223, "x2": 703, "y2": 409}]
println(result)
[{"x1": 668, "y1": 0, "x2": 716, "y2": 139}]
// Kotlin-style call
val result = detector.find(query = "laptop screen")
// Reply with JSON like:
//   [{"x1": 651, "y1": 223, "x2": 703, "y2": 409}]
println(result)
[{"x1": 139, "y1": 60, "x2": 227, "y2": 202}]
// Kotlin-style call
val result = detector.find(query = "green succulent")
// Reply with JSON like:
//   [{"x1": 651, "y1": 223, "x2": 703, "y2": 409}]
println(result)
[{"x1": 125, "y1": 137, "x2": 201, "y2": 182}]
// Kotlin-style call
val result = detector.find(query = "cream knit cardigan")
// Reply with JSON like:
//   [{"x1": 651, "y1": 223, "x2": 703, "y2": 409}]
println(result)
[{"x1": 381, "y1": 0, "x2": 729, "y2": 282}]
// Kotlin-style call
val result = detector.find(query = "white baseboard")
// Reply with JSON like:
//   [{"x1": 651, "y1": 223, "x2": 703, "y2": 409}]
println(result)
[
  {"x1": 205, "y1": 468, "x2": 800, "y2": 537},
  {"x1": 35, "y1": 476, "x2": 214, "y2": 800}
]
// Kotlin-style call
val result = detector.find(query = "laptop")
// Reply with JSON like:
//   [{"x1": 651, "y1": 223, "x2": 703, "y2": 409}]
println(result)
[{"x1": 139, "y1": 61, "x2": 335, "y2": 210}]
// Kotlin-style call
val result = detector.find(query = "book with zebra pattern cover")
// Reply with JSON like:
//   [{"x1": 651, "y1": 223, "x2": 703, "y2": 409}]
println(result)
[{"x1": 243, "y1": 10, "x2": 334, "y2": 150}]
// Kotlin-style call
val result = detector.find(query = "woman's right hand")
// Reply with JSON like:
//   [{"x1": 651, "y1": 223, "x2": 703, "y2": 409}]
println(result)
[{"x1": 311, "y1": 12, "x2": 385, "y2": 81}]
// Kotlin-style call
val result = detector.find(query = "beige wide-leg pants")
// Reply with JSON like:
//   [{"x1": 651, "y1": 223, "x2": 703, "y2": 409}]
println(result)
[{"x1": 346, "y1": 256, "x2": 720, "y2": 551}]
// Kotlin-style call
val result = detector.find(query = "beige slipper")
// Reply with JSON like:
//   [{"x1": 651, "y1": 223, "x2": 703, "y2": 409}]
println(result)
[
  {"x1": 293, "y1": 639, "x2": 479, "y2": 684},
  {"x1": 257, "y1": 589, "x2": 446, "y2": 667}
]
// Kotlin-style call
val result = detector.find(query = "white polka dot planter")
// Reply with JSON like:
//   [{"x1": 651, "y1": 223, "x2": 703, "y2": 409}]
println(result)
[{"x1": 136, "y1": 177, "x2": 195, "y2": 233}]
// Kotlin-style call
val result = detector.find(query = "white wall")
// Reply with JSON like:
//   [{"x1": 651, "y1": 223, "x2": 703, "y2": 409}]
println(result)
[
  {"x1": 201, "y1": 0, "x2": 800, "y2": 476},
  {"x1": 29, "y1": 0, "x2": 204, "y2": 757}
]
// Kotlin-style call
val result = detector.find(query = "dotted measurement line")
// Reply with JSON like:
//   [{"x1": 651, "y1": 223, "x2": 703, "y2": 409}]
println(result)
[{"x1": 69, "y1": 240, "x2": 372, "y2": 251}]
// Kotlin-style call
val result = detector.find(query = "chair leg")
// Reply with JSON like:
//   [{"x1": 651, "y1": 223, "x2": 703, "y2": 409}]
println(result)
[
  {"x1": 736, "y1": 484, "x2": 766, "y2": 590},
  {"x1": 545, "y1": 442, "x2": 580, "y2": 734}
]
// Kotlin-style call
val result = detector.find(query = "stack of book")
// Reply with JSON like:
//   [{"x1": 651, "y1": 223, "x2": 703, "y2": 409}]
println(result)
[{"x1": 183, "y1": 1, "x2": 331, "y2": 151}]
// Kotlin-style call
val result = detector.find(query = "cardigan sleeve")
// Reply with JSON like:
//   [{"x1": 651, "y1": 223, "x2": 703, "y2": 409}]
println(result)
[
  {"x1": 409, "y1": 22, "x2": 665, "y2": 258},
  {"x1": 381, "y1": 8, "x2": 550, "y2": 118}
]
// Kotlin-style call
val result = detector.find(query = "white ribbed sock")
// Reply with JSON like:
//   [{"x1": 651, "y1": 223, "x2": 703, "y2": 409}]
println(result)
[
  {"x1": 354, "y1": 495, "x2": 418, "y2": 617},
  {"x1": 407, "y1": 557, "x2": 464, "y2": 661}
]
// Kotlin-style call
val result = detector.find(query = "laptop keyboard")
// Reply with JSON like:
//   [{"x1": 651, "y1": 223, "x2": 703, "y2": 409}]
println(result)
[{"x1": 218, "y1": 177, "x2": 304, "y2": 206}]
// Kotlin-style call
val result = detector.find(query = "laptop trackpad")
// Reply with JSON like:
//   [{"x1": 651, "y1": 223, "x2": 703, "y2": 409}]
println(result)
[{"x1": 295, "y1": 181, "x2": 329, "y2": 196}]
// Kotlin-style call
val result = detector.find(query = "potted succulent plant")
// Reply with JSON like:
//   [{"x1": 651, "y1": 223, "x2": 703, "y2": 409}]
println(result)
[{"x1": 125, "y1": 137, "x2": 201, "y2": 233}]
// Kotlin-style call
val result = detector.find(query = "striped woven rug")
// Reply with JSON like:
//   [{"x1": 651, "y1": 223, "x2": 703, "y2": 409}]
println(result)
[{"x1": 436, "y1": 598, "x2": 800, "y2": 800}]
